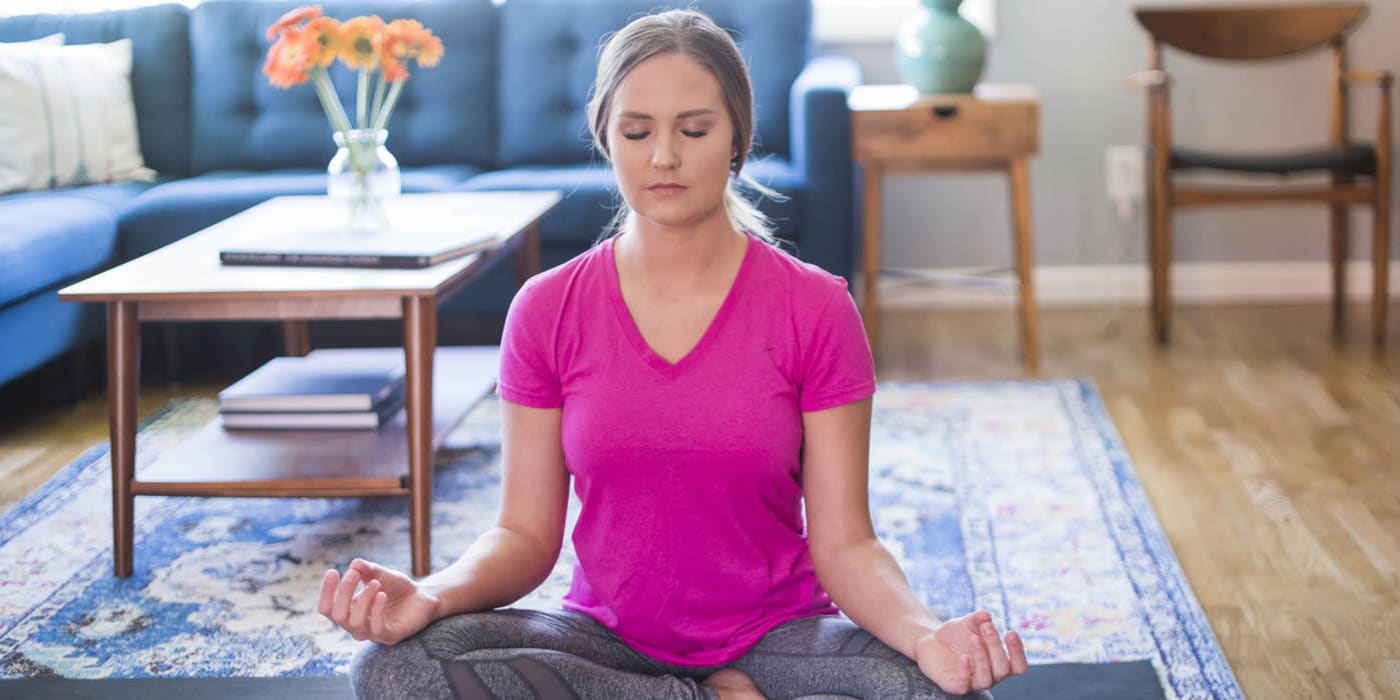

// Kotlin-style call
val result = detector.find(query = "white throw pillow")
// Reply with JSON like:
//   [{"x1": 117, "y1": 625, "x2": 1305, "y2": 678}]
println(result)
[
  {"x1": 0, "y1": 38, "x2": 155, "y2": 194},
  {"x1": 0, "y1": 34, "x2": 65, "y2": 49}
]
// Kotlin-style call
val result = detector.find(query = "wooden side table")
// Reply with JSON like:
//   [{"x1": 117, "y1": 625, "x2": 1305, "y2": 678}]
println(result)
[{"x1": 850, "y1": 83, "x2": 1042, "y2": 372}]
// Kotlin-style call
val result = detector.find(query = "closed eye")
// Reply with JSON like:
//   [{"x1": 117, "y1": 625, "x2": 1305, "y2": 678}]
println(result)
[
  {"x1": 681, "y1": 129, "x2": 708, "y2": 138},
  {"x1": 622, "y1": 131, "x2": 650, "y2": 141}
]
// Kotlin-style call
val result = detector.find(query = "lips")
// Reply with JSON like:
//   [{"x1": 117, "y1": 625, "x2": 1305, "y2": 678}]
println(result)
[{"x1": 648, "y1": 183, "x2": 687, "y2": 195}]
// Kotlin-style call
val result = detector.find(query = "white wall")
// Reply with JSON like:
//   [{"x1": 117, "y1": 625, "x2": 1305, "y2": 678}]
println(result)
[{"x1": 821, "y1": 0, "x2": 1400, "y2": 271}]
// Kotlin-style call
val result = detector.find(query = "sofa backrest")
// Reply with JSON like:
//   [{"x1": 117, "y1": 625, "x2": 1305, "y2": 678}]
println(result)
[
  {"x1": 0, "y1": 3, "x2": 193, "y2": 178},
  {"x1": 189, "y1": 0, "x2": 496, "y2": 174},
  {"x1": 495, "y1": 0, "x2": 810, "y2": 167}
]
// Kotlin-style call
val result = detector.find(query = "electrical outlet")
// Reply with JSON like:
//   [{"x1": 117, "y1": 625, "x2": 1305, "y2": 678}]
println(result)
[{"x1": 1106, "y1": 145, "x2": 1144, "y2": 220}]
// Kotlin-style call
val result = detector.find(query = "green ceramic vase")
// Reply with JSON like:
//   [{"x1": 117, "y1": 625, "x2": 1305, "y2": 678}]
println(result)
[{"x1": 894, "y1": 0, "x2": 986, "y2": 94}]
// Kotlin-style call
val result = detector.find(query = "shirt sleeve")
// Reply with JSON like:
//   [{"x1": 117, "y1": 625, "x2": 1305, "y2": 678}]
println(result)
[
  {"x1": 496, "y1": 277, "x2": 563, "y2": 408},
  {"x1": 798, "y1": 279, "x2": 876, "y2": 413}
]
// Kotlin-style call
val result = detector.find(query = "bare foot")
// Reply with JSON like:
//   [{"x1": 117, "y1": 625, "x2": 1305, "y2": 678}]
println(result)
[{"x1": 702, "y1": 669, "x2": 766, "y2": 700}]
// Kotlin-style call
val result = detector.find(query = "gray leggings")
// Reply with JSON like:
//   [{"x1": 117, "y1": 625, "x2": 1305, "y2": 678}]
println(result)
[{"x1": 350, "y1": 609, "x2": 992, "y2": 700}]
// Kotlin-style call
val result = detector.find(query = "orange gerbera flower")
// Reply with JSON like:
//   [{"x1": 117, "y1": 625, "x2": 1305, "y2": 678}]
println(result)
[
  {"x1": 417, "y1": 34, "x2": 443, "y2": 68},
  {"x1": 265, "y1": 4, "x2": 321, "y2": 41},
  {"x1": 303, "y1": 16, "x2": 341, "y2": 67},
  {"x1": 263, "y1": 27, "x2": 317, "y2": 88},
  {"x1": 380, "y1": 54, "x2": 410, "y2": 82},
  {"x1": 337, "y1": 15, "x2": 386, "y2": 69},
  {"x1": 383, "y1": 18, "x2": 443, "y2": 68}
]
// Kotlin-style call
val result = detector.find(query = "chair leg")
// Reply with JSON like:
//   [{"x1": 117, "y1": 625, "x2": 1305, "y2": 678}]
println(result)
[
  {"x1": 1329, "y1": 181, "x2": 1349, "y2": 337},
  {"x1": 1149, "y1": 177, "x2": 1172, "y2": 345},
  {"x1": 1374, "y1": 180, "x2": 1391, "y2": 347}
]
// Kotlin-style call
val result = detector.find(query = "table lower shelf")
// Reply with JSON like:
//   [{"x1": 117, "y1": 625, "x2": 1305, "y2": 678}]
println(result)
[{"x1": 131, "y1": 345, "x2": 500, "y2": 497}]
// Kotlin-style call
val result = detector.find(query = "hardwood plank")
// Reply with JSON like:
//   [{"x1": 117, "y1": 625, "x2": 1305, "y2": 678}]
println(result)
[
  {"x1": 0, "y1": 382, "x2": 224, "y2": 513},
  {"x1": 874, "y1": 303, "x2": 1397, "y2": 699}
]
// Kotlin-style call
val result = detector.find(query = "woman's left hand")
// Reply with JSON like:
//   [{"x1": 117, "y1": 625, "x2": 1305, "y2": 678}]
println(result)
[{"x1": 913, "y1": 610, "x2": 1028, "y2": 695}]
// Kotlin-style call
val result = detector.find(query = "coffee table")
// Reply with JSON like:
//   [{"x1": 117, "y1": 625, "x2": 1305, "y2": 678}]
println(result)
[{"x1": 59, "y1": 191, "x2": 562, "y2": 577}]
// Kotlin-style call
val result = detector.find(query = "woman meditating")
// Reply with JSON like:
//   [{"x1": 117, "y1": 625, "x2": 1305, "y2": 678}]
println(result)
[{"x1": 319, "y1": 9, "x2": 1028, "y2": 699}]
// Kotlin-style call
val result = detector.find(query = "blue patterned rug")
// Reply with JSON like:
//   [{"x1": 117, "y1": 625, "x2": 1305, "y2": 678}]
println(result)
[{"x1": 0, "y1": 381, "x2": 1241, "y2": 698}]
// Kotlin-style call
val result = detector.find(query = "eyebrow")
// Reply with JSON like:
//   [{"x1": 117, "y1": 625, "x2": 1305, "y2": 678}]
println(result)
[{"x1": 617, "y1": 108, "x2": 718, "y2": 120}]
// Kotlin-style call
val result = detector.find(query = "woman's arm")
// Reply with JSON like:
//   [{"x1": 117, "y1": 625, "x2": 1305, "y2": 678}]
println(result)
[
  {"x1": 802, "y1": 398, "x2": 1027, "y2": 694},
  {"x1": 319, "y1": 399, "x2": 569, "y2": 643},
  {"x1": 419, "y1": 399, "x2": 570, "y2": 614}
]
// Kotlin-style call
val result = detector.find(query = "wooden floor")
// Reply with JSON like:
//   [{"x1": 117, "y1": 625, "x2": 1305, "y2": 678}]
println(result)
[{"x1": 1, "y1": 303, "x2": 1397, "y2": 699}]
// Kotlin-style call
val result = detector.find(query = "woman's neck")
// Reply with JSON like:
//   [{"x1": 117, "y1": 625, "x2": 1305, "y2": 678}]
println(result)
[{"x1": 615, "y1": 216, "x2": 747, "y2": 297}]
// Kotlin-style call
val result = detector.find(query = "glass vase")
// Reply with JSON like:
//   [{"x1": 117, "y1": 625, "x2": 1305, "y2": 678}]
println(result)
[{"x1": 327, "y1": 128, "x2": 401, "y2": 233}]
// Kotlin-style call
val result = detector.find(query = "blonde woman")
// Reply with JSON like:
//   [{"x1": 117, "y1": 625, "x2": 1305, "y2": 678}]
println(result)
[{"x1": 320, "y1": 9, "x2": 1027, "y2": 699}]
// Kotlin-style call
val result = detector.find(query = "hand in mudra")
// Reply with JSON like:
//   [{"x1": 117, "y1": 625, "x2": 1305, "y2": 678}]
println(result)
[
  {"x1": 914, "y1": 609, "x2": 1028, "y2": 695},
  {"x1": 317, "y1": 558, "x2": 440, "y2": 645}
]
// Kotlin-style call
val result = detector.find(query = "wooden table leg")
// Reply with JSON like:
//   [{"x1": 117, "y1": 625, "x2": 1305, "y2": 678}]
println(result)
[
  {"x1": 281, "y1": 320, "x2": 311, "y2": 356},
  {"x1": 1009, "y1": 158, "x2": 1041, "y2": 374},
  {"x1": 860, "y1": 164, "x2": 884, "y2": 356},
  {"x1": 403, "y1": 295, "x2": 437, "y2": 577},
  {"x1": 108, "y1": 302, "x2": 139, "y2": 577},
  {"x1": 515, "y1": 222, "x2": 541, "y2": 287}
]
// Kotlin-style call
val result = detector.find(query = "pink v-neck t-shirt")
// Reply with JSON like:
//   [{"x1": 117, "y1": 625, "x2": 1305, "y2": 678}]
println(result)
[{"x1": 496, "y1": 233, "x2": 876, "y2": 666}]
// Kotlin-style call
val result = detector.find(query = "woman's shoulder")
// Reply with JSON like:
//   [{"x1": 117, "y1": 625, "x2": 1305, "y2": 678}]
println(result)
[
  {"x1": 506, "y1": 238, "x2": 610, "y2": 320},
  {"x1": 513, "y1": 238, "x2": 612, "y2": 306},
  {"x1": 749, "y1": 234, "x2": 849, "y2": 297}
]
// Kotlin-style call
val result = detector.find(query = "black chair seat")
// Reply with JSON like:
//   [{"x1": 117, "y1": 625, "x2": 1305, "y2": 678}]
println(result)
[{"x1": 1171, "y1": 144, "x2": 1376, "y2": 175}]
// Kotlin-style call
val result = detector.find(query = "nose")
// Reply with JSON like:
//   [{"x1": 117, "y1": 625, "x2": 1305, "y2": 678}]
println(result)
[{"x1": 651, "y1": 132, "x2": 679, "y2": 170}]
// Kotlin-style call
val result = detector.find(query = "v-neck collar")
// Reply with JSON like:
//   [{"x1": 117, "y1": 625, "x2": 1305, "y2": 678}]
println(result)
[{"x1": 605, "y1": 233, "x2": 755, "y2": 380}]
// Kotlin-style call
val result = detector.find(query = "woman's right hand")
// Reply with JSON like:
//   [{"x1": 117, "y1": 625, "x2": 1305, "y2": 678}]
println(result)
[{"x1": 317, "y1": 558, "x2": 441, "y2": 645}]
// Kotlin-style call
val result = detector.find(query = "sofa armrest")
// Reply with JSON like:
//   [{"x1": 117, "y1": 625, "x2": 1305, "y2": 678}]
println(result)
[{"x1": 789, "y1": 54, "x2": 863, "y2": 281}]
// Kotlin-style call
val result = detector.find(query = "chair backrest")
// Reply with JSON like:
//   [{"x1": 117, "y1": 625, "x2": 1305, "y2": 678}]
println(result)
[{"x1": 1135, "y1": 3, "x2": 1367, "y2": 60}]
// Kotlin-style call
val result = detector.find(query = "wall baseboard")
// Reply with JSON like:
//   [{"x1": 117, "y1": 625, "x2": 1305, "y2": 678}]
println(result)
[{"x1": 877, "y1": 261, "x2": 1400, "y2": 309}]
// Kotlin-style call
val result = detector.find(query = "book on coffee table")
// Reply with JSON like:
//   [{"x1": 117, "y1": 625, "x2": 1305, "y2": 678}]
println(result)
[
  {"x1": 218, "y1": 348, "x2": 406, "y2": 413},
  {"x1": 220, "y1": 387, "x2": 406, "y2": 430},
  {"x1": 219, "y1": 227, "x2": 498, "y2": 269},
  {"x1": 218, "y1": 195, "x2": 502, "y2": 269}
]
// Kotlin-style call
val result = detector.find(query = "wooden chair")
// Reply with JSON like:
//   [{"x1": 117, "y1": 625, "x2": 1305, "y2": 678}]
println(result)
[{"x1": 1132, "y1": 3, "x2": 1392, "y2": 345}]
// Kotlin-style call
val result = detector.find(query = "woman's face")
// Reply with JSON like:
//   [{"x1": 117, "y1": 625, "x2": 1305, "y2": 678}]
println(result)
[{"x1": 607, "y1": 51, "x2": 736, "y2": 234}]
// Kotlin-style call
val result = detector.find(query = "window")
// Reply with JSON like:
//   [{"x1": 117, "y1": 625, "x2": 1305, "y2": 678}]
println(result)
[{"x1": 814, "y1": 0, "x2": 995, "y2": 43}]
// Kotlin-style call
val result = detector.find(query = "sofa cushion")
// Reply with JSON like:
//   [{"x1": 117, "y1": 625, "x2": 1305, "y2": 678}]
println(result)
[
  {"x1": 460, "y1": 158, "x2": 803, "y2": 247},
  {"x1": 2, "y1": 180, "x2": 157, "y2": 212},
  {"x1": 0, "y1": 196, "x2": 118, "y2": 307},
  {"x1": 0, "y1": 4, "x2": 191, "y2": 177},
  {"x1": 496, "y1": 0, "x2": 809, "y2": 166},
  {"x1": 459, "y1": 164, "x2": 618, "y2": 245},
  {"x1": 118, "y1": 165, "x2": 480, "y2": 259},
  {"x1": 0, "y1": 281, "x2": 105, "y2": 388},
  {"x1": 190, "y1": 0, "x2": 497, "y2": 174}
]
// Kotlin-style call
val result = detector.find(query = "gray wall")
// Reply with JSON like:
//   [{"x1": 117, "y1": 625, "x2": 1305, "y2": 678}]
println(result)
[{"x1": 821, "y1": 0, "x2": 1400, "y2": 269}]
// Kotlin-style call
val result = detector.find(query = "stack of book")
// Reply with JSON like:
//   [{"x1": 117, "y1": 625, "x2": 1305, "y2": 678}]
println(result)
[{"x1": 218, "y1": 349, "x2": 407, "y2": 430}]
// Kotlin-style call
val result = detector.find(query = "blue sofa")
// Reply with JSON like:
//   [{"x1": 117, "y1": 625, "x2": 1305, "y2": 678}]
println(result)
[{"x1": 0, "y1": 0, "x2": 861, "y2": 392}]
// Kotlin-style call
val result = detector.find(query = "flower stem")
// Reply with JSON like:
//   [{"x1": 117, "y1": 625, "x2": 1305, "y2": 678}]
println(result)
[
  {"x1": 373, "y1": 80, "x2": 405, "y2": 132},
  {"x1": 356, "y1": 67, "x2": 369, "y2": 129},
  {"x1": 311, "y1": 68, "x2": 364, "y2": 173},
  {"x1": 370, "y1": 74, "x2": 387, "y2": 131}
]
